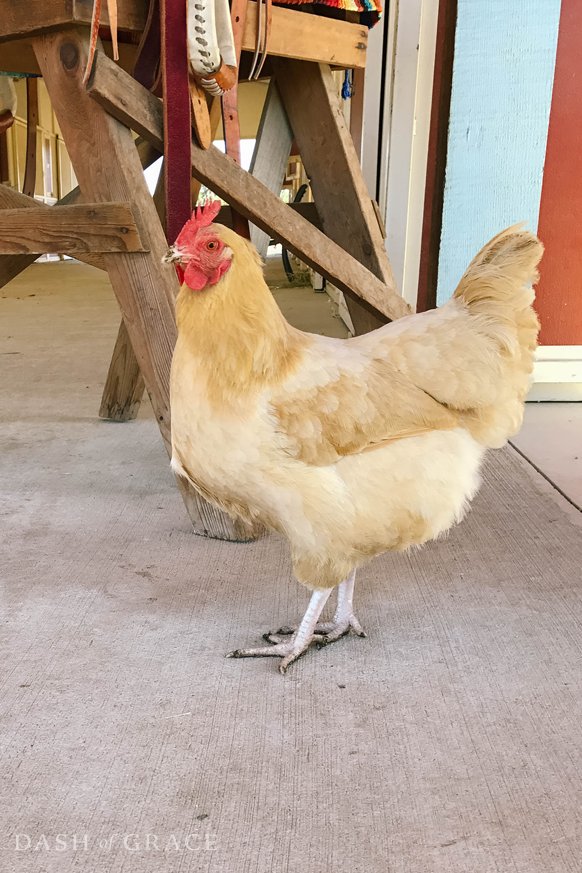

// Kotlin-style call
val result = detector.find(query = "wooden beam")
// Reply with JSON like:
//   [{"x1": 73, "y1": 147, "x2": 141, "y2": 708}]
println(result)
[
  {"x1": 0, "y1": 0, "x2": 148, "y2": 44},
  {"x1": 0, "y1": 2, "x2": 365, "y2": 70},
  {"x1": 248, "y1": 79, "x2": 294, "y2": 260},
  {"x1": 0, "y1": 202, "x2": 147, "y2": 255},
  {"x1": 273, "y1": 59, "x2": 399, "y2": 334},
  {"x1": 217, "y1": 202, "x2": 321, "y2": 232},
  {"x1": 99, "y1": 318, "x2": 146, "y2": 421},
  {"x1": 34, "y1": 27, "x2": 259, "y2": 542},
  {"x1": 0, "y1": 136, "x2": 160, "y2": 289},
  {"x1": 241, "y1": 2, "x2": 367, "y2": 69},
  {"x1": 0, "y1": 184, "x2": 105, "y2": 284},
  {"x1": 87, "y1": 51, "x2": 411, "y2": 323}
]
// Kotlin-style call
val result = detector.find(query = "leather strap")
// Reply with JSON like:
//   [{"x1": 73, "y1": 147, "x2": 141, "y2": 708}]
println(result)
[
  {"x1": 253, "y1": 0, "x2": 272, "y2": 79},
  {"x1": 160, "y1": 0, "x2": 193, "y2": 244},
  {"x1": 83, "y1": 0, "x2": 103, "y2": 84},
  {"x1": 107, "y1": 0, "x2": 119, "y2": 60},
  {"x1": 133, "y1": 0, "x2": 163, "y2": 96},
  {"x1": 248, "y1": 0, "x2": 271, "y2": 80}
]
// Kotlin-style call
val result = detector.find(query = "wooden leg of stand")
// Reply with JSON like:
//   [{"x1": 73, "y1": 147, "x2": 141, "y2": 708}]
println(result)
[
  {"x1": 99, "y1": 318, "x2": 146, "y2": 421},
  {"x1": 99, "y1": 159, "x2": 165, "y2": 421},
  {"x1": 34, "y1": 28, "x2": 260, "y2": 542},
  {"x1": 274, "y1": 59, "x2": 398, "y2": 334},
  {"x1": 248, "y1": 79, "x2": 293, "y2": 261},
  {"x1": 101, "y1": 99, "x2": 220, "y2": 426}
]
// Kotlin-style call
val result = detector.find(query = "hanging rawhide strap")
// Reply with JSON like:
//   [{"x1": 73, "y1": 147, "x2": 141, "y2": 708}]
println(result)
[{"x1": 83, "y1": 0, "x2": 119, "y2": 84}]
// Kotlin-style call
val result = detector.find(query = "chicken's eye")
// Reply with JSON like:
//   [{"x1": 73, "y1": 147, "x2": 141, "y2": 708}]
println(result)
[{"x1": 206, "y1": 240, "x2": 218, "y2": 251}]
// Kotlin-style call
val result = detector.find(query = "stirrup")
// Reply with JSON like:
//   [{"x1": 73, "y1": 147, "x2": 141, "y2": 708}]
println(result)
[{"x1": 188, "y1": 0, "x2": 238, "y2": 96}]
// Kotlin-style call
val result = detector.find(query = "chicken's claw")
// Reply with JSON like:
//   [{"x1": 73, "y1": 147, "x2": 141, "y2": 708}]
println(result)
[
  {"x1": 266, "y1": 613, "x2": 367, "y2": 645},
  {"x1": 226, "y1": 635, "x2": 321, "y2": 672}
]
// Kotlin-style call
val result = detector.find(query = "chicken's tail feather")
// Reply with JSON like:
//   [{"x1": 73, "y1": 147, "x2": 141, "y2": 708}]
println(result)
[
  {"x1": 453, "y1": 225, "x2": 543, "y2": 445},
  {"x1": 453, "y1": 223, "x2": 543, "y2": 330}
]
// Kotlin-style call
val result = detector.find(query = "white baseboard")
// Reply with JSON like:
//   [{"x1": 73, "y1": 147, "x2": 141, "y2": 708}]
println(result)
[{"x1": 529, "y1": 346, "x2": 582, "y2": 401}]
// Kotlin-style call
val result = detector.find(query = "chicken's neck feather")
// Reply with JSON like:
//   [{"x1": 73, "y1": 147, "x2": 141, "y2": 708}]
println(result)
[{"x1": 174, "y1": 226, "x2": 311, "y2": 405}]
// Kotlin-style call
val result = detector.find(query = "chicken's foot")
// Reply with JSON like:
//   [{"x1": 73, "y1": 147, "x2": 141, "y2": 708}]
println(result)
[
  {"x1": 270, "y1": 570, "x2": 366, "y2": 645},
  {"x1": 227, "y1": 588, "x2": 332, "y2": 673}
]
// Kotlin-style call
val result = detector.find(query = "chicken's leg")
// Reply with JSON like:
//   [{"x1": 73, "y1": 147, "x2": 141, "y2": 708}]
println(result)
[
  {"x1": 315, "y1": 569, "x2": 366, "y2": 642},
  {"x1": 272, "y1": 570, "x2": 366, "y2": 644},
  {"x1": 227, "y1": 588, "x2": 332, "y2": 673}
]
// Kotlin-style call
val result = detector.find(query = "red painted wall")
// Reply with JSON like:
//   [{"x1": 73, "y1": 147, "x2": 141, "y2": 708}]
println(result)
[{"x1": 535, "y1": 0, "x2": 582, "y2": 345}]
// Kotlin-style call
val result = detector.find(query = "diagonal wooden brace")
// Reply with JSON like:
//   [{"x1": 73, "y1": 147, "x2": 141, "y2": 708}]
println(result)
[
  {"x1": 87, "y1": 49, "x2": 412, "y2": 323},
  {"x1": 273, "y1": 58, "x2": 397, "y2": 334}
]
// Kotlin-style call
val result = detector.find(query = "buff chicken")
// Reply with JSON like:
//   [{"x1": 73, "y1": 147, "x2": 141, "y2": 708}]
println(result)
[{"x1": 166, "y1": 202, "x2": 542, "y2": 672}]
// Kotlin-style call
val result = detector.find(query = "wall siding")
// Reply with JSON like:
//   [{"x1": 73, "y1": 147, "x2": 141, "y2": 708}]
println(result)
[
  {"x1": 534, "y1": 0, "x2": 582, "y2": 345},
  {"x1": 436, "y1": 0, "x2": 561, "y2": 305}
]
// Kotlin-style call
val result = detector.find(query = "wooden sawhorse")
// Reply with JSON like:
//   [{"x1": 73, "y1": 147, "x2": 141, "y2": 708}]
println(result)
[{"x1": 0, "y1": 1, "x2": 411, "y2": 540}]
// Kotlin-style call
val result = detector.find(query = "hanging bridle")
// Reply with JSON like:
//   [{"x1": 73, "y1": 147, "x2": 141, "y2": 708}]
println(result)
[{"x1": 82, "y1": 0, "x2": 271, "y2": 245}]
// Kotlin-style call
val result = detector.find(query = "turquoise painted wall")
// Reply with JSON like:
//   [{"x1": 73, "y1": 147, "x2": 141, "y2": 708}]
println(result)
[{"x1": 436, "y1": 0, "x2": 562, "y2": 305}]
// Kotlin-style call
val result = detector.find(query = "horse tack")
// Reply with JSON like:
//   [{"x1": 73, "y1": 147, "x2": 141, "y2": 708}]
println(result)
[
  {"x1": 82, "y1": 0, "x2": 254, "y2": 241},
  {"x1": 188, "y1": 0, "x2": 238, "y2": 96},
  {"x1": 160, "y1": 0, "x2": 193, "y2": 245},
  {"x1": 83, "y1": 0, "x2": 119, "y2": 84},
  {"x1": 248, "y1": 0, "x2": 272, "y2": 80}
]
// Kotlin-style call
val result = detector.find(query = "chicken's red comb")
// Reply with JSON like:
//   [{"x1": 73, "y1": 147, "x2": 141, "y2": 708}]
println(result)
[
  {"x1": 191, "y1": 199, "x2": 222, "y2": 228},
  {"x1": 174, "y1": 200, "x2": 222, "y2": 246}
]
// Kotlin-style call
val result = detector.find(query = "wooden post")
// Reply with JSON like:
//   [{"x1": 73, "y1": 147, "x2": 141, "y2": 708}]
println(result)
[
  {"x1": 248, "y1": 79, "x2": 293, "y2": 261},
  {"x1": 33, "y1": 28, "x2": 259, "y2": 542},
  {"x1": 273, "y1": 59, "x2": 398, "y2": 334}
]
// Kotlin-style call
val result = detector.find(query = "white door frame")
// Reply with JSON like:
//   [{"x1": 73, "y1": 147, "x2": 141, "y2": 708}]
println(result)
[{"x1": 361, "y1": 0, "x2": 439, "y2": 307}]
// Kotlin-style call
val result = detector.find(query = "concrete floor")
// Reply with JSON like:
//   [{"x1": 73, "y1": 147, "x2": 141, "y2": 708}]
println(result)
[
  {"x1": 512, "y1": 403, "x2": 582, "y2": 510},
  {"x1": 2, "y1": 261, "x2": 582, "y2": 873}
]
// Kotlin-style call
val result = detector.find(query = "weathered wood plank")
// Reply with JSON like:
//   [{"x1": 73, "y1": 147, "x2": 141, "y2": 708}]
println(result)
[
  {"x1": 0, "y1": 202, "x2": 146, "y2": 255},
  {"x1": 216, "y1": 202, "x2": 321, "y2": 232},
  {"x1": 0, "y1": 1, "x2": 365, "y2": 70},
  {"x1": 0, "y1": 184, "x2": 105, "y2": 283},
  {"x1": 274, "y1": 59, "x2": 399, "y2": 334},
  {"x1": 99, "y1": 318, "x2": 146, "y2": 421},
  {"x1": 248, "y1": 80, "x2": 294, "y2": 260},
  {"x1": 0, "y1": 0, "x2": 148, "y2": 44},
  {"x1": 101, "y1": 110, "x2": 219, "y2": 425},
  {"x1": 35, "y1": 28, "x2": 259, "y2": 542},
  {"x1": 0, "y1": 136, "x2": 160, "y2": 288},
  {"x1": 241, "y1": 2, "x2": 368, "y2": 69},
  {"x1": 87, "y1": 52, "x2": 411, "y2": 323}
]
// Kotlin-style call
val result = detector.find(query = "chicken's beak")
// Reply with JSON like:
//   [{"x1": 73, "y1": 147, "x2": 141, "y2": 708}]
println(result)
[{"x1": 162, "y1": 246, "x2": 182, "y2": 265}]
